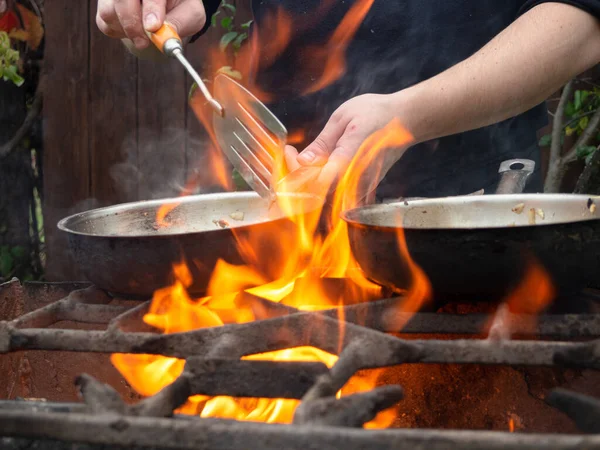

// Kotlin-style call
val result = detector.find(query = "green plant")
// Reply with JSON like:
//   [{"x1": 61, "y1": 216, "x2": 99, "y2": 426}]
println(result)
[
  {"x1": 209, "y1": 1, "x2": 253, "y2": 191},
  {"x1": 0, "y1": 30, "x2": 23, "y2": 86},
  {"x1": 0, "y1": 244, "x2": 33, "y2": 281},
  {"x1": 539, "y1": 86, "x2": 600, "y2": 164},
  {"x1": 211, "y1": 0, "x2": 252, "y2": 54},
  {"x1": 543, "y1": 79, "x2": 600, "y2": 193}
]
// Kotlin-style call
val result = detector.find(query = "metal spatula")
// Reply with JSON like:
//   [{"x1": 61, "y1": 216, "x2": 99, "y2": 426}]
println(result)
[{"x1": 149, "y1": 23, "x2": 287, "y2": 200}]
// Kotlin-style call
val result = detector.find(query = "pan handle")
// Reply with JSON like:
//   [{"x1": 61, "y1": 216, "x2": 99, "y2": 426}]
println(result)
[{"x1": 495, "y1": 159, "x2": 535, "y2": 194}]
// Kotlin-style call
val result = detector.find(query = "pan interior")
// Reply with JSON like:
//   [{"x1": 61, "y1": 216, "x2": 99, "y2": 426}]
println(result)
[
  {"x1": 342, "y1": 194, "x2": 600, "y2": 230},
  {"x1": 58, "y1": 191, "x2": 322, "y2": 237}
]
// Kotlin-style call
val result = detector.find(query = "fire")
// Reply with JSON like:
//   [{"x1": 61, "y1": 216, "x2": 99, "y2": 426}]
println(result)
[
  {"x1": 302, "y1": 0, "x2": 375, "y2": 94},
  {"x1": 287, "y1": 130, "x2": 306, "y2": 145},
  {"x1": 486, "y1": 259, "x2": 556, "y2": 339},
  {"x1": 112, "y1": 120, "x2": 421, "y2": 427},
  {"x1": 111, "y1": 1, "x2": 431, "y2": 429},
  {"x1": 111, "y1": 263, "x2": 392, "y2": 425}
]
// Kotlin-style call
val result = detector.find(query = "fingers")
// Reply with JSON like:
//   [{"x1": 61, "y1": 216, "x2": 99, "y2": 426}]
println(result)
[
  {"x1": 284, "y1": 145, "x2": 301, "y2": 173},
  {"x1": 96, "y1": 0, "x2": 204, "y2": 47},
  {"x1": 142, "y1": 0, "x2": 167, "y2": 31},
  {"x1": 97, "y1": 0, "x2": 126, "y2": 38},
  {"x1": 165, "y1": 0, "x2": 206, "y2": 37},
  {"x1": 113, "y1": 0, "x2": 148, "y2": 48},
  {"x1": 96, "y1": 15, "x2": 125, "y2": 38},
  {"x1": 297, "y1": 113, "x2": 348, "y2": 166}
]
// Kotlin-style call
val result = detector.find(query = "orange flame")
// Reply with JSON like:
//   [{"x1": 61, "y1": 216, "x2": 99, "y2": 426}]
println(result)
[
  {"x1": 486, "y1": 259, "x2": 556, "y2": 339},
  {"x1": 112, "y1": 2, "x2": 426, "y2": 429},
  {"x1": 111, "y1": 263, "x2": 395, "y2": 426},
  {"x1": 509, "y1": 418, "x2": 515, "y2": 432},
  {"x1": 287, "y1": 130, "x2": 306, "y2": 145},
  {"x1": 113, "y1": 121, "x2": 421, "y2": 427},
  {"x1": 303, "y1": 0, "x2": 375, "y2": 94},
  {"x1": 165, "y1": 0, "x2": 376, "y2": 206}
]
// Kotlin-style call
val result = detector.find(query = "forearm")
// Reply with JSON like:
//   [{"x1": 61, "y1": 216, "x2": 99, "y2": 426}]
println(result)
[{"x1": 397, "y1": 2, "x2": 600, "y2": 144}]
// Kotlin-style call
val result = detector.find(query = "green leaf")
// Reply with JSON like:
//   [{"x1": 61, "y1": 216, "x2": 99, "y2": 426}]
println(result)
[
  {"x1": 211, "y1": 10, "x2": 221, "y2": 27},
  {"x1": 565, "y1": 125, "x2": 577, "y2": 137},
  {"x1": 574, "y1": 90, "x2": 582, "y2": 110},
  {"x1": 565, "y1": 102, "x2": 576, "y2": 118},
  {"x1": 216, "y1": 66, "x2": 243, "y2": 80},
  {"x1": 0, "y1": 246, "x2": 14, "y2": 276},
  {"x1": 581, "y1": 90, "x2": 590, "y2": 105},
  {"x1": 219, "y1": 31, "x2": 239, "y2": 52},
  {"x1": 220, "y1": 17, "x2": 233, "y2": 31},
  {"x1": 222, "y1": 3, "x2": 236, "y2": 14},
  {"x1": 2, "y1": 64, "x2": 24, "y2": 87},
  {"x1": 232, "y1": 32, "x2": 248, "y2": 50},
  {"x1": 579, "y1": 116, "x2": 590, "y2": 131},
  {"x1": 10, "y1": 245, "x2": 27, "y2": 260},
  {"x1": 576, "y1": 145, "x2": 597, "y2": 160},
  {"x1": 241, "y1": 20, "x2": 253, "y2": 29},
  {"x1": 188, "y1": 82, "x2": 198, "y2": 101},
  {"x1": 232, "y1": 169, "x2": 250, "y2": 191},
  {"x1": 538, "y1": 134, "x2": 552, "y2": 147}
]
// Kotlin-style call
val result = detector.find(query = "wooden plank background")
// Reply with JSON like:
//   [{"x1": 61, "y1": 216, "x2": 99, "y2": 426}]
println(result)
[{"x1": 43, "y1": 0, "x2": 252, "y2": 281}]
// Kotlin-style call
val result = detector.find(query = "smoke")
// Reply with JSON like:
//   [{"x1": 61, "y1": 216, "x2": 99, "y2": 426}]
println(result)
[{"x1": 109, "y1": 127, "x2": 230, "y2": 202}]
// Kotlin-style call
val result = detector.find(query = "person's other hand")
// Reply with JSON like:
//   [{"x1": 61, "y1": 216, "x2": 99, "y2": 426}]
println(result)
[
  {"x1": 283, "y1": 93, "x2": 415, "y2": 204},
  {"x1": 96, "y1": 0, "x2": 206, "y2": 49}
]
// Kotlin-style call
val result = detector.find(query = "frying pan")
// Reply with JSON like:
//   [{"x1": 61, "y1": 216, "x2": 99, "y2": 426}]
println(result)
[
  {"x1": 57, "y1": 192, "x2": 322, "y2": 298},
  {"x1": 342, "y1": 164, "x2": 600, "y2": 301}
]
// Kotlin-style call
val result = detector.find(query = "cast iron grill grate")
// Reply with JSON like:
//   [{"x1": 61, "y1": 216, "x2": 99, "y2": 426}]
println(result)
[{"x1": 0, "y1": 278, "x2": 599, "y2": 450}]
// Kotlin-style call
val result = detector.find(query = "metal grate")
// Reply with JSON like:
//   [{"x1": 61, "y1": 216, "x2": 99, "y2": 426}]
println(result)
[{"x1": 0, "y1": 278, "x2": 599, "y2": 449}]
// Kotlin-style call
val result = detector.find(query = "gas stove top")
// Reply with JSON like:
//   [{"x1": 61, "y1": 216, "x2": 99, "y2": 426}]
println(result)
[{"x1": 1, "y1": 278, "x2": 599, "y2": 449}]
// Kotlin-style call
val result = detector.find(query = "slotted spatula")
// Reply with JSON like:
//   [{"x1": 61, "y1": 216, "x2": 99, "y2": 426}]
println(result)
[{"x1": 149, "y1": 23, "x2": 287, "y2": 200}]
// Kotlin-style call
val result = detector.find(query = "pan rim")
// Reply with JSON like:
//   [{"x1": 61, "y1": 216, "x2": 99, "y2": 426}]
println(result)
[
  {"x1": 341, "y1": 193, "x2": 600, "y2": 231},
  {"x1": 57, "y1": 191, "x2": 323, "y2": 238}
]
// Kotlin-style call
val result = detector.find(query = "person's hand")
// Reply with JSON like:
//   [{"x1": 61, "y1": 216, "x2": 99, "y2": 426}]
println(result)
[
  {"x1": 96, "y1": 0, "x2": 206, "y2": 50},
  {"x1": 282, "y1": 93, "x2": 415, "y2": 204}
]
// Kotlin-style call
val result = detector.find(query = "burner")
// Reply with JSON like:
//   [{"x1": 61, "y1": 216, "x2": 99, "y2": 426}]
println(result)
[{"x1": 0, "y1": 278, "x2": 599, "y2": 449}]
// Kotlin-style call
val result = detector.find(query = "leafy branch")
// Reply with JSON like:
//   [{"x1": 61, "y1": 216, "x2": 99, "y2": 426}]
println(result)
[
  {"x1": 211, "y1": 0, "x2": 252, "y2": 55},
  {"x1": 541, "y1": 80, "x2": 600, "y2": 193},
  {"x1": 210, "y1": 0, "x2": 252, "y2": 191},
  {"x1": 0, "y1": 30, "x2": 23, "y2": 86}
]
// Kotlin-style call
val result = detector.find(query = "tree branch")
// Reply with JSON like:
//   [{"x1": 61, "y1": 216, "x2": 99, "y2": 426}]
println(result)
[
  {"x1": 544, "y1": 80, "x2": 574, "y2": 192},
  {"x1": 562, "y1": 108, "x2": 599, "y2": 131},
  {"x1": 574, "y1": 144, "x2": 600, "y2": 194},
  {"x1": 563, "y1": 107, "x2": 600, "y2": 163},
  {"x1": 0, "y1": 76, "x2": 44, "y2": 159}
]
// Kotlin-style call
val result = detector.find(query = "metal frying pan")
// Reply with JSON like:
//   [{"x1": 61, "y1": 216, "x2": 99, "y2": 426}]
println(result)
[
  {"x1": 342, "y1": 163, "x2": 600, "y2": 301},
  {"x1": 58, "y1": 192, "x2": 322, "y2": 298}
]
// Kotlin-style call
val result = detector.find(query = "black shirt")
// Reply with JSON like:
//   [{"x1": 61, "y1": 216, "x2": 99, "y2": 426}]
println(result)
[{"x1": 195, "y1": 0, "x2": 600, "y2": 198}]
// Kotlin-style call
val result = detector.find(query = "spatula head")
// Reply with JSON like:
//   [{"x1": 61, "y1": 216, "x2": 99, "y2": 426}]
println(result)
[{"x1": 213, "y1": 74, "x2": 287, "y2": 199}]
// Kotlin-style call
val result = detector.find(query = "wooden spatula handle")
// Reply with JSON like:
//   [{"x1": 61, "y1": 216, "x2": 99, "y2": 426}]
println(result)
[{"x1": 148, "y1": 22, "x2": 181, "y2": 53}]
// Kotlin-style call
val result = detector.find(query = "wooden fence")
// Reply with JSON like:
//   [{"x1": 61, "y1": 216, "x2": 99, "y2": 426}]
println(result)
[{"x1": 42, "y1": 0, "x2": 251, "y2": 280}]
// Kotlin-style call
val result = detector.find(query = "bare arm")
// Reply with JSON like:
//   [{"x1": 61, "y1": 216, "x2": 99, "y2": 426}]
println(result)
[
  {"x1": 285, "y1": 2, "x2": 600, "y2": 200},
  {"x1": 398, "y1": 2, "x2": 600, "y2": 144}
]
